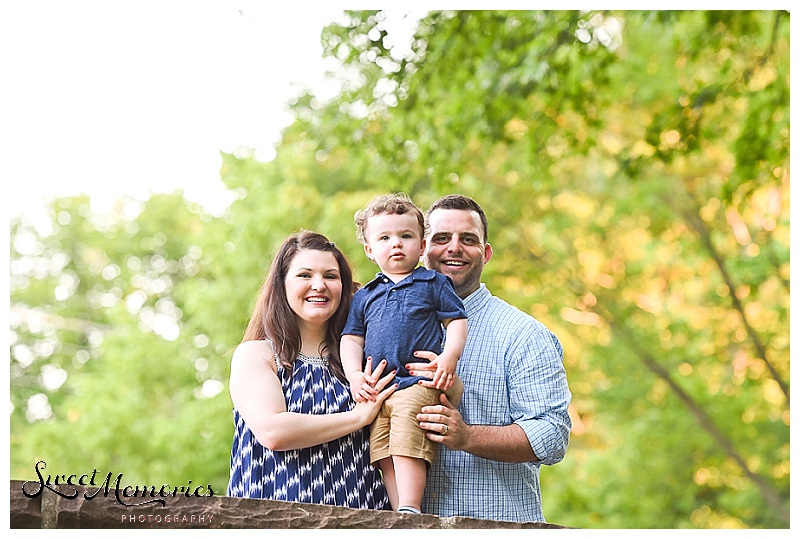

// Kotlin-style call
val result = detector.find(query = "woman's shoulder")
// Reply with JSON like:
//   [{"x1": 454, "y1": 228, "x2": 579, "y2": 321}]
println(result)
[{"x1": 232, "y1": 339, "x2": 278, "y2": 372}]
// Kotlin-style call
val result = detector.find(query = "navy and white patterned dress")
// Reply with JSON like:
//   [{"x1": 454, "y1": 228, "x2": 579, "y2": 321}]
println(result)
[{"x1": 227, "y1": 352, "x2": 388, "y2": 509}]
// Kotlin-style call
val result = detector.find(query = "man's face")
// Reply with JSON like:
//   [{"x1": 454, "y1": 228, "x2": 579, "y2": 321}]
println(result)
[{"x1": 424, "y1": 208, "x2": 492, "y2": 298}]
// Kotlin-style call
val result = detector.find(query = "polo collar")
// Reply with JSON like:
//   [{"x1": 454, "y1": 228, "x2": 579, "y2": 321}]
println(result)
[{"x1": 364, "y1": 266, "x2": 435, "y2": 289}]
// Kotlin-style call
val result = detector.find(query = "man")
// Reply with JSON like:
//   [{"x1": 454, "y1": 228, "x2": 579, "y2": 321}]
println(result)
[{"x1": 406, "y1": 194, "x2": 572, "y2": 523}]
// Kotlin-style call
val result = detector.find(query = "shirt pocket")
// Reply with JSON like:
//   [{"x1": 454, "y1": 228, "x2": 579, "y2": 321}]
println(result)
[{"x1": 400, "y1": 286, "x2": 436, "y2": 320}]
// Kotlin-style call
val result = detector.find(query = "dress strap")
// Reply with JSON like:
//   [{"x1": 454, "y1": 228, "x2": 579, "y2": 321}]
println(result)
[{"x1": 265, "y1": 338, "x2": 282, "y2": 370}]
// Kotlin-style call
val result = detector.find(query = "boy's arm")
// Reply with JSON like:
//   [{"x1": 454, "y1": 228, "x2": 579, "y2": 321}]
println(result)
[
  {"x1": 341, "y1": 334, "x2": 376, "y2": 402},
  {"x1": 443, "y1": 375, "x2": 464, "y2": 408},
  {"x1": 408, "y1": 350, "x2": 464, "y2": 407},
  {"x1": 432, "y1": 317, "x2": 468, "y2": 391}
]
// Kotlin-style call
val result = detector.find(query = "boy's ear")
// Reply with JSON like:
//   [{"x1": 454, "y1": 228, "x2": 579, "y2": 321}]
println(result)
[{"x1": 363, "y1": 243, "x2": 373, "y2": 262}]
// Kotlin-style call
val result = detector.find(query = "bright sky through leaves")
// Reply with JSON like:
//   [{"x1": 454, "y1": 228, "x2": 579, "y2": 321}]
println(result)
[{"x1": 2, "y1": 2, "x2": 345, "y2": 218}]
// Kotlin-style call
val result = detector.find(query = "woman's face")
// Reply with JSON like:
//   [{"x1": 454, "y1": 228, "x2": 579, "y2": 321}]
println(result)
[{"x1": 284, "y1": 249, "x2": 343, "y2": 328}]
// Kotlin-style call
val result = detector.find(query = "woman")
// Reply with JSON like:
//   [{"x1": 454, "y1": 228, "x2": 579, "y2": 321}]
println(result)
[{"x1": 227, "y1": 231, "x2": 396, "y2": 509}]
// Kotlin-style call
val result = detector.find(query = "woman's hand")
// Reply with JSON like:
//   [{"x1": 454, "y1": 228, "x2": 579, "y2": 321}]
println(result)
[
  {"x1": 348, "y1": 356, "x2": 390, "y2": 402},
  {"x1": 347, "y1": 371, "x2": 373, "y2": 403},
  {"x1": 353, "y1": 359, "x2": 397, "y2": 425}
]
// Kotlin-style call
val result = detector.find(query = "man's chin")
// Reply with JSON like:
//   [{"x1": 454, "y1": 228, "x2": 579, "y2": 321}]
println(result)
[
  {"x1": 444, "y1": 274, "x2": 473, "y2": 296},
  {"x1": 437, "y1": 267, "x2": 460, "y2": 282}
]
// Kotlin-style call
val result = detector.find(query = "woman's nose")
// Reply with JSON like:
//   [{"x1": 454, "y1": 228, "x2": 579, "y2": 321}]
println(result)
[{"x1": 311, "y1": 276, "x2": 326, "y2": 291}]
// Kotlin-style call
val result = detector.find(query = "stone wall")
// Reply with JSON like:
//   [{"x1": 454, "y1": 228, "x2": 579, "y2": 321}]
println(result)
[{"x1": 9, "y1": 480, "x2": 568, "y2": 529}]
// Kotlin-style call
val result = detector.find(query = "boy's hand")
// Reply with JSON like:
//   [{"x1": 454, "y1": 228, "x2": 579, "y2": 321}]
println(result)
[
  {"x1": 348, "y1": 357, "x2": 387, "y2": 402},
  {"x1": 433, "y1": 368, "x2": 455, "y2": 391},
  {"x1": 432, "y1": 353, "x2": 457, "y2": 391},
  {"x1": 407, "y1": 350, "x2": 464, "y2": 407},
  {"x1": 347, "y1": 371, "x2": 371, "y2": 402}
]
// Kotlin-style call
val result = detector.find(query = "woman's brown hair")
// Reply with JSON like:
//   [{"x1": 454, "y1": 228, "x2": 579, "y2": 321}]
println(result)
[{"x1": 242, "y1": 230, "x2": 354, "y2": 381}]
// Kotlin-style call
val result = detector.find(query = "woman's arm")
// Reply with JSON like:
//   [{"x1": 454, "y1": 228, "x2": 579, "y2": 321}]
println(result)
[{"x1": 229, "y1": 340, "x2": 395, "y2": 451}]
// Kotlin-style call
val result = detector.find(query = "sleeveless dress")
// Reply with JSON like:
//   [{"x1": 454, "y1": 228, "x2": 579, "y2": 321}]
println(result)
[{"x1": 227, "y1": 351, "x2": 388, "y2": 509}]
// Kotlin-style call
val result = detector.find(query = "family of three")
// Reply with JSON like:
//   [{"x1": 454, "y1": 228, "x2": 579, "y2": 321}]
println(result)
[{"x1": 226, "y1": 193, "x2": 572, "y2": 522}]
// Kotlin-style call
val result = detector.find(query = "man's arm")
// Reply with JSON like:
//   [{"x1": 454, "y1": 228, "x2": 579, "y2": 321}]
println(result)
[
  {"x1": 412, "y1": 323, "x2": 571, "y2": 465},
  {"x1": 416, "y1": 392, "x2": 537, "y2": 462},
  {"x1": 461, "y1": 423, "x2": 537, "y2": 462}
]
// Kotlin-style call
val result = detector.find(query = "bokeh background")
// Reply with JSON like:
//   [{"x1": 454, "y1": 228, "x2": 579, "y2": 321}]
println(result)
[{"x1": 7, "y1": 8, "x2": 790, "y2": 529}]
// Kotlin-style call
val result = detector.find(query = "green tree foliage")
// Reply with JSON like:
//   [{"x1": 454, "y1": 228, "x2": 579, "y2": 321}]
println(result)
[
  {"x1": 10, "y1": 194, "x2": 232, "y2": 492},
  {"x1": 9, "y1": 10, "x2": 788, "y2": 529}
]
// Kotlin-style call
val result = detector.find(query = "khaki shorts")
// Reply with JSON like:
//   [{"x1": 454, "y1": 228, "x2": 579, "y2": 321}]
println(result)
[{"x1": 369, "y1": 384, "x2": 441, "y2": 466}]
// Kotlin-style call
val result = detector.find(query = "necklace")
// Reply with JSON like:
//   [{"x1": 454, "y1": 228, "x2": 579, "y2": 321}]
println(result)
[{"x1": 297, "y1": 351, "x2": 330, "y2": 366}]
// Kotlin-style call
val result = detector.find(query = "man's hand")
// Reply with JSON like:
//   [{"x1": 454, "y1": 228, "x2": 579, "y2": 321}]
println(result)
[{"x1": 416, "y1": 392, "x2": 468, "y2": 450}]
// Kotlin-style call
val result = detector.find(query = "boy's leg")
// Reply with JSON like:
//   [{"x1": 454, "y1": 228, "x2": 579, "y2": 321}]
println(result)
[
  {"x1": 377, "y1": 457, "x2": 398, "y2": 510},
  {"x1": 392, "y1": 455, "x2": 427, "y2": 512},
  {"x1": 370, "y1": 396, "x2": 394, "y2": 508},
  {"x1": 386, "y1": 385, "x2": 439, "y2": 513}
]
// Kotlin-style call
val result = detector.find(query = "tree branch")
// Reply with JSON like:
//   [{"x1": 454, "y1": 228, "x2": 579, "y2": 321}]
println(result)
[
  {"x1": 682, "y1": 204, "x2": 790, "y2": 407},
  {"x1": 604, "y1": 316, "x2": 789, "y2": 525}
]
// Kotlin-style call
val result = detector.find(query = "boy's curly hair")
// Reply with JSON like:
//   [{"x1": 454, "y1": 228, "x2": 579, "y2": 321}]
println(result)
[{"x1": 354, "y1": 193, "x2": 426, "y2": 245}]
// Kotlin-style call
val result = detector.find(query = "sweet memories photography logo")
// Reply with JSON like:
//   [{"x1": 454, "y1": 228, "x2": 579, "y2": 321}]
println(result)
[{"x1": 22, "y1": 460, "x2": 215, "y2": 508}]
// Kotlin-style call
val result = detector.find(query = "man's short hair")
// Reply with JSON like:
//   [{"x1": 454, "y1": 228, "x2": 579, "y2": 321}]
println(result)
[{"x1": 425, "y1": 194, "x2": 489, "y2": 244}]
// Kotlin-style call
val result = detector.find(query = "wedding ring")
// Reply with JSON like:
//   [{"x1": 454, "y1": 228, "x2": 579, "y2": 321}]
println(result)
[{"x1": 443, "y1": 425, "x2": 449, "y2": 435}]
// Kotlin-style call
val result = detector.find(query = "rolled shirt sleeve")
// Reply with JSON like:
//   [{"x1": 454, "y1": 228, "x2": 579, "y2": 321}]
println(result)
[{"x1": 507, "y1": 323, "x2": 572, "y2": 465}]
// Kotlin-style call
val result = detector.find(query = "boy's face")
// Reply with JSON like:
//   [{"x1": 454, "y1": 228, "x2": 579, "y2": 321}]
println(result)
[{"x1": 364, "y1": 212, "x2": 425, "y2": 276}]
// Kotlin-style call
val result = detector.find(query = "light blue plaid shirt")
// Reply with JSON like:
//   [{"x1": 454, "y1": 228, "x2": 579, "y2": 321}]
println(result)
[{"x1": 422, "y1": 284, "x2": 572, "y2": 522}]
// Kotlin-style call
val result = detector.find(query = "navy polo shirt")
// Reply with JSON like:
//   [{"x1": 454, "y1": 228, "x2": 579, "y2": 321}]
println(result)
[{"x1": 343, "y1": 266, "x2": 467, "y2": 390}]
